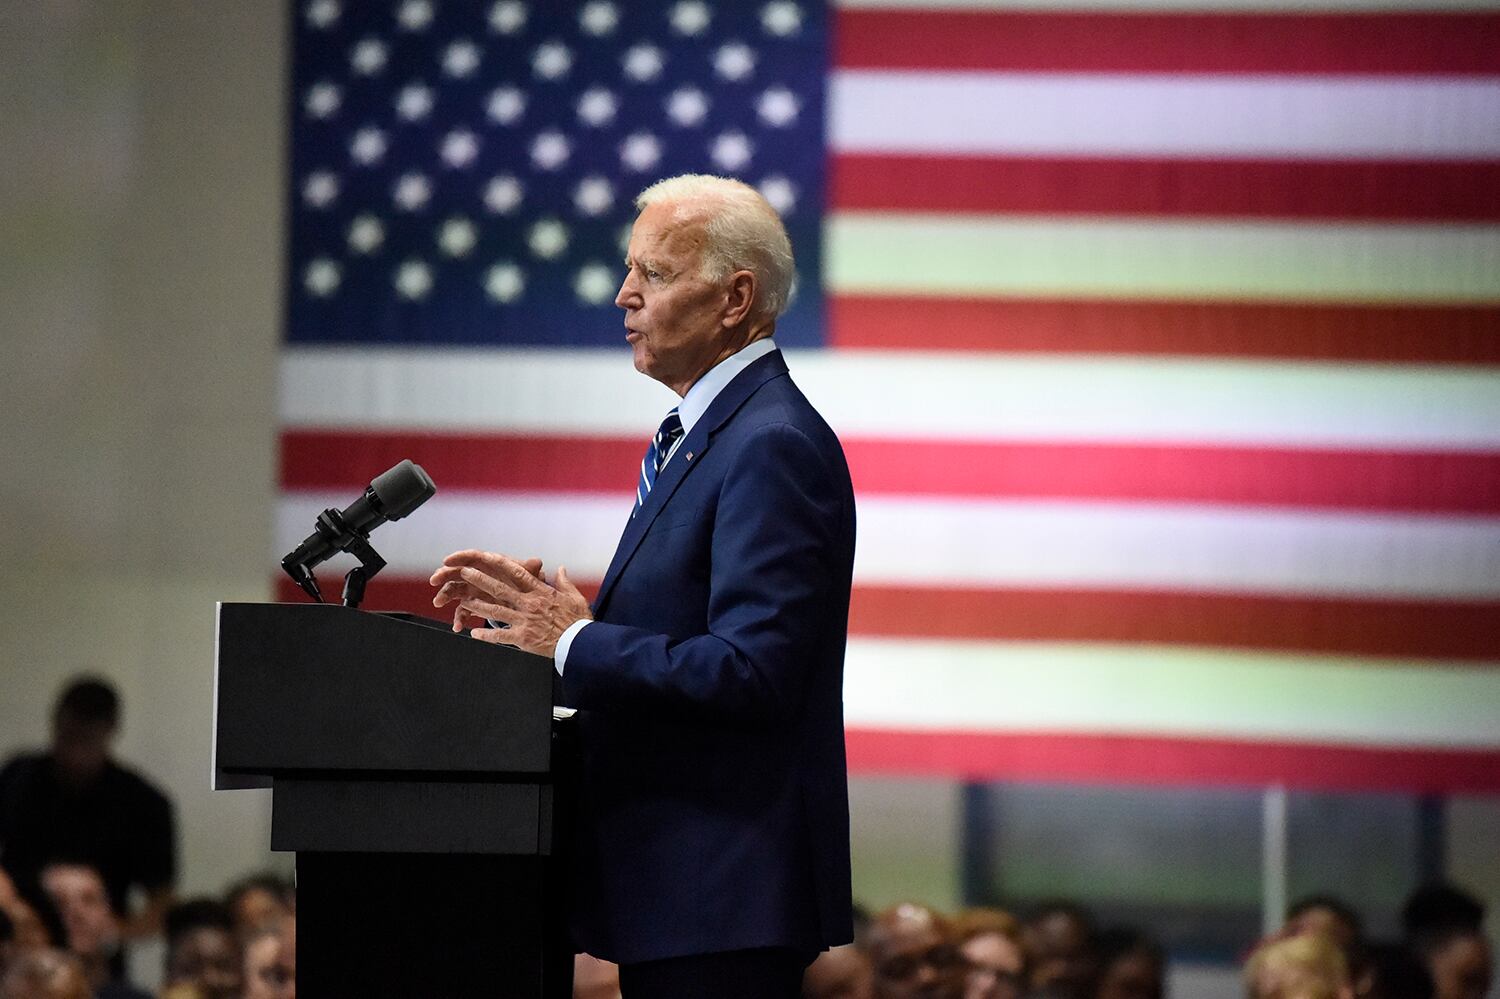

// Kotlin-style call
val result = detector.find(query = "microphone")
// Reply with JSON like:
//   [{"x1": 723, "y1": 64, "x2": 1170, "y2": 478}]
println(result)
[{"x1": 281, "y1": 459, "x2": 436, "y2": 603}]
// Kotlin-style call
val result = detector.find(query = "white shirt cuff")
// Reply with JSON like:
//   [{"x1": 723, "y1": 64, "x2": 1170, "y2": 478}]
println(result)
[{"x1": 554, "y1": 619, "x2": 591, "y2": 675}]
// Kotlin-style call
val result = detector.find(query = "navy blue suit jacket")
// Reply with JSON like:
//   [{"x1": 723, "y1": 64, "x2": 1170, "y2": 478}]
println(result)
[{"x1": 561, "y1": 348, "x2": 856, "y2": 965}]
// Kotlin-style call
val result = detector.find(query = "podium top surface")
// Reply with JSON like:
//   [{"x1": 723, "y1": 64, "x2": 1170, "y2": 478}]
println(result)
[{"x1": 214, "y1": 602, "x2": 555, "y2": 783}]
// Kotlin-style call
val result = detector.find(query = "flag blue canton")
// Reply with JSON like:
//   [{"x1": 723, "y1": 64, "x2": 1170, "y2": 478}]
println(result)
[{"x1": 287, "y1": 0, "x2": 828, "y2": 348}]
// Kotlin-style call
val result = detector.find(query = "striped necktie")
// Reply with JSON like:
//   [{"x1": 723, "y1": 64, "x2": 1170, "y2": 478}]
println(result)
[{"x1": 635, "y1": 407, "x2": 684, "y2": 515}]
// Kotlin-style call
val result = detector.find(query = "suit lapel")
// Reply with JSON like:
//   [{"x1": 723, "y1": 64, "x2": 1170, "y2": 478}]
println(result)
[{"x1": 591, "y1": 350, "x2": 790, "y2": 614}]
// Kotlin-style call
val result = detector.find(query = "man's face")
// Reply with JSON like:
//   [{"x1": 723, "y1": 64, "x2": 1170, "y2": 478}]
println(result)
[
  {"x1": 51, "y1": 716, "x2": 112, "y2": 784},
  {"x1": 870, "y1": 914, "x2": 964, "y2": 999},
  {"x1": 167, "y1": 926, "x2": 242, "y2": 999},
  {"x1": 242, "y1": 932, "x2": 283, "y2": 999},
  {"x1": 1429, "y1": 934, "x2": 1492, "y2": 999},
  {"x1": 40, "y1": 864, "x2": 116, "y2": 956},
  {"x1": 616, "y1": 200, "x2": 732, "y2": 395}
]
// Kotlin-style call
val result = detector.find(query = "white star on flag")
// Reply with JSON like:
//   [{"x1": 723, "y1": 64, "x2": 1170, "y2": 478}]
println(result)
[
  {"x1": 347, "y1": 214, "x2": 384, "y2": 254},
  {"x1": 574, "y1": 262, "x2": 618, "y2": 304},
  {"x1": 304, "y1": 82, "x2": 342, "y2": 119},
  {"x1": 350, "y1": 127, "x2": 389, "y2": 166},
  {"x1": 620, "y1": 132, "x2": 663, "y2": 172},
  {"x1": 530, "y1": 131, "x2": 572, "y2": 171},
  {"x1": 757, "y1": 174, "x2": 797, "y2": 214},
  {"x1": 395, "y1": 83, "x2": 435, "y2": 122},
  {"x1": 444, "y1": 40, "x2": 482, "y2": 78},
  {"x1": 574, "y1": 176, "x2": 615, "y2": 216},
  {"x1": 483, "y1": 174, "x2": 524, "y2": 214},
  {"x1": 488, "y1": 0, "x2": 526, "y2": 35},
  {"x1": 665, "y1": 86, "x2": 709, "y2": 127},
  {"x1": 394, "y1": 259, "x2": 434, "y2": 299},
  {"x1": 486, "y1": 86, "x2": 526, "y2": 125},
  {"x1": 484, "y1": 261, "x2": 525, "y2": 303},
  {"x1": 669, "y1": 0, "x2": 711, "y2": 36},
  {"x1": 713, "y1": 42, "x2": 756, "y2": 82},
  {"x1": 397, "y1": 0, "x2": 434, "y2": 31},
  {"x1": 710, "y1": 130, "x2": 753, "y2": 171},
  {"x1": 301, "y1": 171, "x2": 340, "y2": 208},
  {"x1": 622, "y1": 44, "x2": 665, "y2": 83},
  {"x1": 528, "y1": 219, "x2": 570, "y2": 259},
  {"x1": 579, "y1": 2, "x2": 619, "y2": 36},
  {"x1": 577, "y1": 88, "x2": 619, "y2": 127},
  {"x1": 304, "y1": 258, "x2": 341, "y2": 296},
  {"x1": 350, "y1": 38, "x2": 389, "y2": 76},
  {"x1": 304, "y1": 0, "x2": 339, "y2": 30},
  {"x1": 392, "y1": 172, "x2": 432, "y2": 211},
  {"x1": 533, "y1": 41, "x2": 573, "y2": 80},
  {"x1": 441, "y1": 129, "x2": 480, "y2": 169},
  {"x1": 756, "y1": 86, "x2": 799, "y2": 128},
  {"x1": 760, "y1": 2, "x2": 802, "y2": 37},
  {"x1": 438, "y1": 217, "x2": 478, "y2": 257}
]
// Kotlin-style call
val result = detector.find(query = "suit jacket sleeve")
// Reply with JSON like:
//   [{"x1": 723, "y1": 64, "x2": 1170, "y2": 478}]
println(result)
[{"x1": 562, "y1": 420, "x2": 846, "y2": 727}]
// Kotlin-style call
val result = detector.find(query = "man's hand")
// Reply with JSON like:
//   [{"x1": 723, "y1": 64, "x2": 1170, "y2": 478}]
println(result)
[{"x1": 430, "y1": 550, "x2": 592, "y2": 658}]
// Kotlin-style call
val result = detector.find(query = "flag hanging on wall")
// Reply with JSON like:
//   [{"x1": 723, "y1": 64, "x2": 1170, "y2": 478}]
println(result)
[{"x1": 278, "y1": 0, "x2": 1500, "y2": 793}]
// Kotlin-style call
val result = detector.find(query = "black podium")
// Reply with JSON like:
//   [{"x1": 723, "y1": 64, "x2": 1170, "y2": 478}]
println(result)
[{"x1": 213, "y1": 602, "x2": 575, "y2": 998}]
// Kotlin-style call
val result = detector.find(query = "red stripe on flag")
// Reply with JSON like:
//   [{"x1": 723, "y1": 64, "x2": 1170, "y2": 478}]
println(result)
[
  {"x1": 827, "y1": 296, "x2": 1500, "y2": 365},
  {"x1": 281, "y1": 431, "x2": 1500, "y2": 515},
  {"x1": 830, "y1": 155, "x2": 1500, "y2": 222},
  {"x1": 281, "y1": 577, "x2": 1500, "y2": 663},
  {"x1": 844, "y1": 729, "x2": 1500, "y2": 792},
  {"x1": 834, "y1": 10, "x2": 1500, "y2": 75}
]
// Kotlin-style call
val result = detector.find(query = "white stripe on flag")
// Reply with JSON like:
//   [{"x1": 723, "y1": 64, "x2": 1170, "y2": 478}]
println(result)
[
  {"x1": 841, "y1": 638, "x2": 1500, "y2": 749},
  {"x1": 829, "y1": 72, "x2": 1500, "y2": 159},
  {"x1": 276, "y1": 493, "x2": 1500, "y2": 599},
  {"x1": 281, "y1": 348, "x2": 1500, "y2": 450}
]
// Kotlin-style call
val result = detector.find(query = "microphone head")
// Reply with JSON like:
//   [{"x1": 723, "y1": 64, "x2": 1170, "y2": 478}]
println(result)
[{"x1": 369, "y1": 459, "x2": 437, "y2": 521}]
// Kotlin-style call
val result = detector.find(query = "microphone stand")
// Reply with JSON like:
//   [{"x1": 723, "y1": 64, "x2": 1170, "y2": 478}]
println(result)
[{"x1": 282, "y1": 507, "x2": 388, "y2": 610}]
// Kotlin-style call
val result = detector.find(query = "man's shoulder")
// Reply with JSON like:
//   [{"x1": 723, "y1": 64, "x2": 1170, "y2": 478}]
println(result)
[
  {"x1": 103, "y1": 760, "x2": 171, "y2": 809},
  {"x1": 0, "y1": 751, "x2": 47, "y2": 787}
]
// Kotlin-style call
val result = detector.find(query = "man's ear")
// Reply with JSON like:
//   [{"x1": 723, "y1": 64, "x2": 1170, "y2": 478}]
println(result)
[{"x1": 722, "y1": 270, "x2": 757, "y2": 327}]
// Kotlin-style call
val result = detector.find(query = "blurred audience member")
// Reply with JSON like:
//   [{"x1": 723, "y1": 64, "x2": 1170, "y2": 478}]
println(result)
[
  {"x1": 1022, "y1": 902, "x2": 1097, "y2": 999},
  {"x1": 1245, "y1": 933, "x2": 1353, "y2": 999},
  {"x1": 574, "y1": 952, "x2": 622, "y2": 999},
  {"x1": 0, "y1": 949, "x2": 90, "y2": 999},
  {"x1": 949, "y1": 909, "x2": 1024, "y2": 999},
  {"x1": 240, "y1": 924, "x2": 281, "y2": 999},
  {"x1": 1403, "y1": 883, "x2": 1491, "y2": 999},
  {"x1": 223, "y1": 874, "x2": 293, "y2": 938},
  {"x1": 803, "y1": 944, "x2": 874, "y2": 999},
  {"x1": 271, "y1": 916, "x2": 295, "y2": 999},
  {"x1": 1412, "y1": 926, "x2": 1491, "y2": 999},
  {"x1": 0, "y1": 677, "x2": 176, "y2": 939},
  {"x1": 38, "y1": 861, "x2": 146, "y2": 999},
  {"x1": 1354, "y1": 941, "x2": 1433, "y2": 999},
  {"x1": 163, "y1": 899, "x2": 241, "y2": 999},
  {"x1": 867, "y1": 903, "x2": 964, "y2": 999},
  {"x1": 1092, "y1": 927, "x2": 1163, "y2": 999},
  {"x1": 1286, "y1": 896, "x2": 1363, "y2": 958}
]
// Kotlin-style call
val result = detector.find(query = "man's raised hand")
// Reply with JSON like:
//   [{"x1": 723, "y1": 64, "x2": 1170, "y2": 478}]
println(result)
[{"x1": 429, "y1": 550, "x2": 591, "y2": 658}]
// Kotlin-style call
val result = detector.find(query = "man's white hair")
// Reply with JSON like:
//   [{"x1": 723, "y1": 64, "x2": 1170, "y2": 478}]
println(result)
[{"x1": 635, "y1": 174, "x2": 795, "y2": 320}]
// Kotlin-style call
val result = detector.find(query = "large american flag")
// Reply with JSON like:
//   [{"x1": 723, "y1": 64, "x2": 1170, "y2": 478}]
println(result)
[{"x1": 278, "y1": 0, "x2": 1500, "y2": 793}]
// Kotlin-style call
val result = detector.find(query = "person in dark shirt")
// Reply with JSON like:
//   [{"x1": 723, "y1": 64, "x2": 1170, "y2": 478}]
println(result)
[{"x1": 0, "y1": 677, "x2": 176, "y2": 941}]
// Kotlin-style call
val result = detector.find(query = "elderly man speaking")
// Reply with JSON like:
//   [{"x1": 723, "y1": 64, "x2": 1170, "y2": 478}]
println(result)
[{"x1": 429, "y1": 175, "x2": 857, "y2": 998}]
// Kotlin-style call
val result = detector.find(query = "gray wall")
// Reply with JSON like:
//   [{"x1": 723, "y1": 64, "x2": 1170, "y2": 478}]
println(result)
[{"x1": 0, "y1": 2, "x2": 287, "y2": 895}]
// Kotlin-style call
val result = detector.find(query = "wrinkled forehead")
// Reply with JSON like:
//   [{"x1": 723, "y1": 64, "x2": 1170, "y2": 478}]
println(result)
[{"x1": 631, "y1": 199, "x2": 712, "y2": 260}]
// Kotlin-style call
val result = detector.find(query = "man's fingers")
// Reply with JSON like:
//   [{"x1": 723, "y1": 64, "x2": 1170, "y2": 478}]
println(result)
[
  {"x1": 555, "y1": 565, "x2": 583, "y2": 599},
  {"x1": 470, "y1": 626, "x2": 520, "y2": 647},
  {"x1": 460, "y1": 597, "x2": 512, "y2": 623}
]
